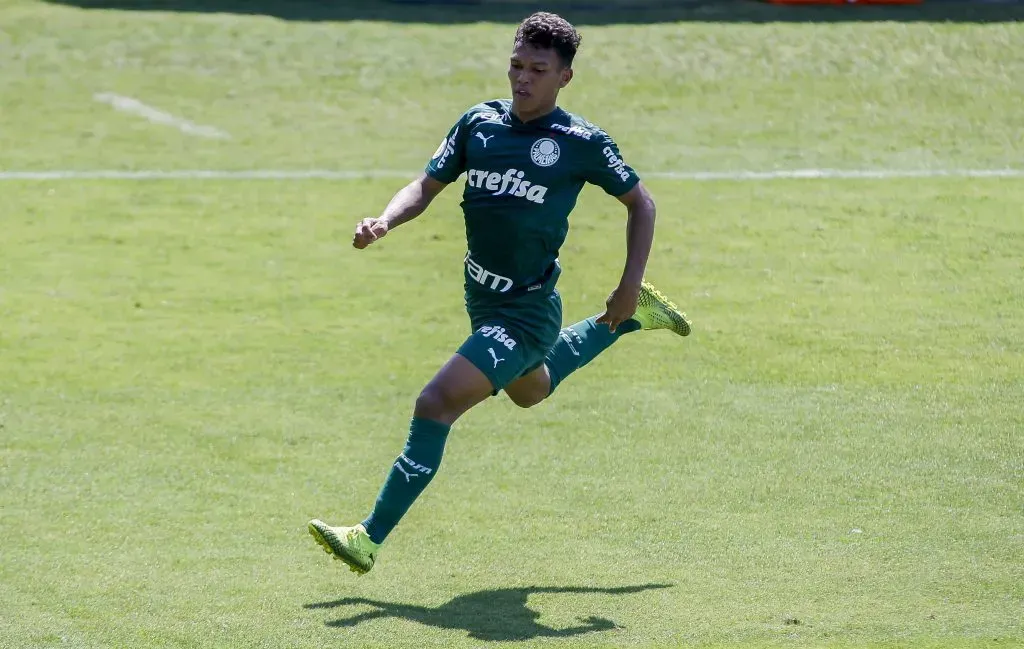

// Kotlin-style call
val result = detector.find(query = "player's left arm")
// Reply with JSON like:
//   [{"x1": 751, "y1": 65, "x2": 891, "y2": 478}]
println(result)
[
  {"x1": 353, "y1": 173, "x2": 449, "y2": 249},
  {"x1": 583, "y1": 130, "x2": 654, "y2": 333},
  {"x1": 596, "y1": 182, "x2": 656, "y2": 333}
]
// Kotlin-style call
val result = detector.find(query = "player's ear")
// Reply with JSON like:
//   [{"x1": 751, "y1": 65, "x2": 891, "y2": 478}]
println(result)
[{"x1": 560, "y1": 66, "x2": 573, "y2": 88}]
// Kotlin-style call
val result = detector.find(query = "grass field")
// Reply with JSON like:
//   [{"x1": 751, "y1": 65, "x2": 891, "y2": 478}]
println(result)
[{"x1": 1, "y1": 1, "x2": 1022, "y2": 648}]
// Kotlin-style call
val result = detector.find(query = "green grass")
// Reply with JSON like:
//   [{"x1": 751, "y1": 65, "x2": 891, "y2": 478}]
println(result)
[{"x1": 1, "y1": 2, "x2": 1022, "y2": 648}]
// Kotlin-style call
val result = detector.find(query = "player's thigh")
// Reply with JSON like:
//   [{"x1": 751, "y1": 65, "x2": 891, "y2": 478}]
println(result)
[{"x1": 415, "y1": 354, "x2": 495, "y2": 425}]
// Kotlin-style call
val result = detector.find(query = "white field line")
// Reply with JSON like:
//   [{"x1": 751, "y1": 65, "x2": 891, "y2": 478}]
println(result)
[
  {"x1": 1, "y1": 168, "x2": 1023, "y2": 181},
  {"x1": 93, "y1": 92, "x2": 230, "y2": 139}
]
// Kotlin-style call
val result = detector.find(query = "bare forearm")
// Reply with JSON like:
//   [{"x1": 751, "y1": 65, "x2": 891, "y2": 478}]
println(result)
[
  {"x1": 620, "y1": 192, "x2": 656, "y2": 287},
  {"x1": 352, "y1": 174, "x2": 446, "y2": 249},
  {"x1": 380, "y1": 178, "x2": 435, "y2": 230}
]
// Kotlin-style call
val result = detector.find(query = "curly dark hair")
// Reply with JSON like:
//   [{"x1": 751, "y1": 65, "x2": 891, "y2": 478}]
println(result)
[{"x1": 514, "y1": 12, "x2": 582, "y2": 67}]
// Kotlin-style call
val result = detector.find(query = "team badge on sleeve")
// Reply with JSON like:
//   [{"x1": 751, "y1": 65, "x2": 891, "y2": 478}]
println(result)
[
  {"x1": 530, "y1": 138, "x2": 560, "y2": 167},
  {"x1": 431, "y1": 138, "x2": 447, "y2": 160},
  {"x1": 432, "y1": 126, "x2": 459, "y2": 168}
]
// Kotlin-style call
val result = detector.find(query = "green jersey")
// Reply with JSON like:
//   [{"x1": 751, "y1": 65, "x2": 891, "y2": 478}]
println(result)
[{"x1": 424, "y1": 99, "x2": 640, "y2": 300}]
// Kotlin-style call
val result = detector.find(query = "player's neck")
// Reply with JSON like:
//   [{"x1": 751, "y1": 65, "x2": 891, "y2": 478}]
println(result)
[{"x1": 511, "y1": 101, "x2": 558, "y2": 124}]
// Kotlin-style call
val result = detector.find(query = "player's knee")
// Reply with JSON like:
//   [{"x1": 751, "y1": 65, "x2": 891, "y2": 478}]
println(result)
[
  {"x1": 414, "y1": 384, "x2": 451, "y2": 420},
  {"x1": 508, "y1": 387, "x2": 547, "y2": 409}
]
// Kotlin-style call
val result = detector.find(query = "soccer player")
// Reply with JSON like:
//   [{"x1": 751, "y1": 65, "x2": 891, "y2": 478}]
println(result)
[{"x1": 309, "y1": 12, "x2": 690, "y2": 575}]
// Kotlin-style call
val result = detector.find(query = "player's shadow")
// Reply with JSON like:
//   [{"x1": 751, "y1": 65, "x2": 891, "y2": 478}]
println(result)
[{"x1": 304, "y1": 583, "x2": 672, "y2": 641}]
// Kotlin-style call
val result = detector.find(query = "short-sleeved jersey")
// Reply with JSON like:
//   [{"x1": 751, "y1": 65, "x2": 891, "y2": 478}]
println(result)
[{"x1": 424, "y1": 99, "x2": 640, "y2": 301}]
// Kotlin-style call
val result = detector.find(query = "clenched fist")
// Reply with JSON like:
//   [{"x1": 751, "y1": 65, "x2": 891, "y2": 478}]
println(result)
[{"x1": 353, "y1": 217, "x2": 389, "y2": 249}]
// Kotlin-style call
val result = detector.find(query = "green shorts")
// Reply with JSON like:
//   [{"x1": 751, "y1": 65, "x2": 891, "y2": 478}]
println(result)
[{"x1": 456, "y1": 289, "x2": 563, "y2": 392}]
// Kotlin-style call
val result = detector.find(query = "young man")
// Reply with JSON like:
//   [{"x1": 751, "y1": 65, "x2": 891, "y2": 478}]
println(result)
[{"x1": 309, "y1": 12, "x2": 690, "y2": 575}]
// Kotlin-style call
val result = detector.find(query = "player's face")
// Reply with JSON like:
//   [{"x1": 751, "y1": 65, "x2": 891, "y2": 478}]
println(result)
[{"x1": 508, "y1": 42, "x2": 573, "y2": 117}]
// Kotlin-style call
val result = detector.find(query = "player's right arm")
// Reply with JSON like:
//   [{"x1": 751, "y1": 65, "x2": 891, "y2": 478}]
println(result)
[
  {"x1": 352, "y1": 173, "x2": 448, "y2": 249},
  {"x1": 353, "y1": 107, "x2": 475, "y2": 250}
]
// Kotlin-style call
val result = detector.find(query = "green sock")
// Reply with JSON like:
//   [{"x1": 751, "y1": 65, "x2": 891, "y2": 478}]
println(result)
[
  {"x1": 544, "y1": 316, "x2": 640, "y2": 395},
  {"x1": 362, "y1": 417, "x2": 450, "y2": 544}
]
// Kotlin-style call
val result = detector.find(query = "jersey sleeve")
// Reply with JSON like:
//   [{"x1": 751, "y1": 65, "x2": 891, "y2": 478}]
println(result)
[
  {"x1": 582, "y1": 131, "x2": 641, "y2": 197},
  {"x1": 424, "y1": 111, "x2": 472, "y2": 183}
]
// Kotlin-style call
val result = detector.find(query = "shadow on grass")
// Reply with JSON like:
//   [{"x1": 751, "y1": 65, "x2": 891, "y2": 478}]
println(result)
[
  {"x1": 304, "y1": 583, "x2": 673, "y2": 641},
  {"x1": 41, "y1": 0, "x2": 1024, "y2": 24}
]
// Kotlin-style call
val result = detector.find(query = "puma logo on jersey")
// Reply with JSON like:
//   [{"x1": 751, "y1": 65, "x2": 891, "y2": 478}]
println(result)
[
  {"x1": 487, "y1": 348, "x2": 505, "y2": 368},
  {"x1": 474, "y1": 132, "x2": 494, "y2": 147},
  {"x1": 478, "y1": 325, "x2": 518, "y2": 351},
  {"x1": 466, "y1": 168, "x2": 548, "y2": 204},
  {"x1": 602, "y1": 147, "x2": 631, "y2": 182}
]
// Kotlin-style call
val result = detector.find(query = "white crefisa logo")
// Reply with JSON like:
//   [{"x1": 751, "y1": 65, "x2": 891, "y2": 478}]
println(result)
[
  {"x1": 530, "y1": 138, "x2": 560, "y2": 167},
  {"x1": 465, "y1": 254, "x2": 514, "y2": 292},
  {"x1": 478, "y1": 325, "x2": 518, "y2": 350},
  {"x1": 551, "y1": 123, "x2": 592, "y2": 140},
  {"x1": 602, "y1": 146, "x2": 631, "y2": 182},
  {"x1": 466, "y1": 168, "x2": 548, "y2": 204}
]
